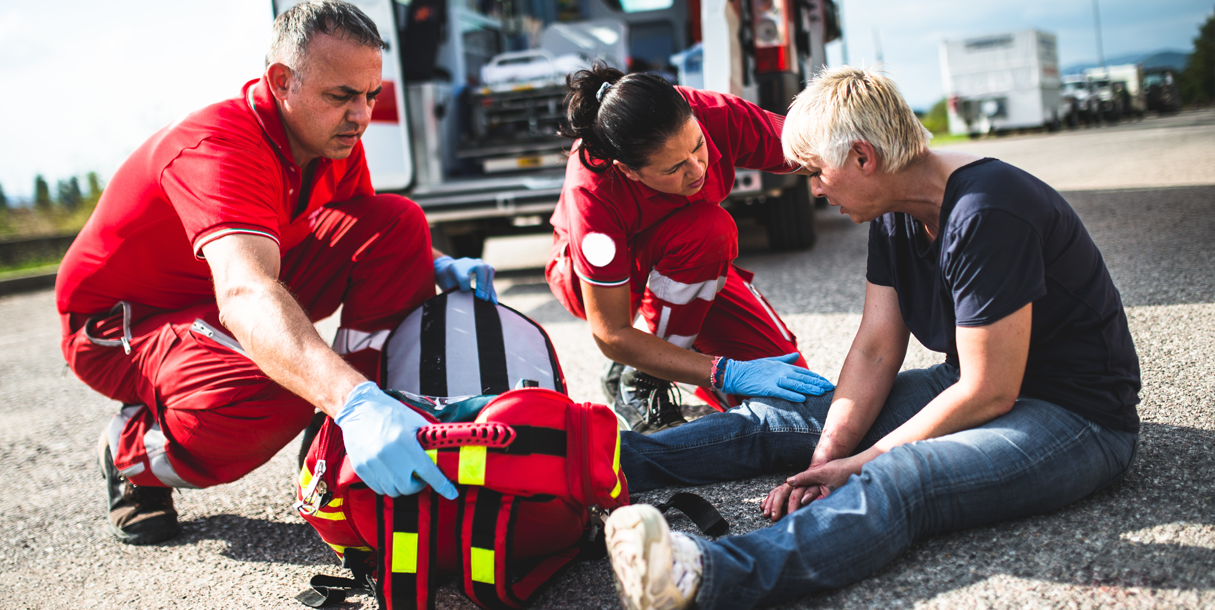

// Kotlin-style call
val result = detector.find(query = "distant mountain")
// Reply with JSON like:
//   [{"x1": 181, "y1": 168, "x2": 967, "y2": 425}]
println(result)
[{"x1": 1063, "y1": 49, "x2": 1190, "y2": 74}]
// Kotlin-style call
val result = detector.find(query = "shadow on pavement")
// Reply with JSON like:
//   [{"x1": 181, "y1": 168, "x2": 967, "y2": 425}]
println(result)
[{"x1": 168, "y1": 514, "x2": 336, "y2": 567}]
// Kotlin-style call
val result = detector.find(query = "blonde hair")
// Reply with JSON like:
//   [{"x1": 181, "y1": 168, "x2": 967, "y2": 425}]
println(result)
[{"x1": 782, "y1": 66, "x2": 931, "y2": 173}]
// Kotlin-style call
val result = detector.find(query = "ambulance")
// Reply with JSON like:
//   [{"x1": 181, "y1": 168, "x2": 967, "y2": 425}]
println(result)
[{"x1": 272, "y1": 0, "x2": 839, "y2": 257}]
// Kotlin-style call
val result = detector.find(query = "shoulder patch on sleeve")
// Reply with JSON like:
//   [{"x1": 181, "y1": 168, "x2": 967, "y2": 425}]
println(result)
[{"x1": 580, "y1": 232, "x2": 617, "y2": 268}]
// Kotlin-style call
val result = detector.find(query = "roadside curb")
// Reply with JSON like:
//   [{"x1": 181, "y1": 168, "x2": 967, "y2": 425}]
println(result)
[{"x1": 0, "y1": 271, "x2": 57, "y2": 297}]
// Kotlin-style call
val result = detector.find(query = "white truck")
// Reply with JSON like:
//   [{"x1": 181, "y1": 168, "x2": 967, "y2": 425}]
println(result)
[
  {"x1": 1084, "y1": 63, "x2": 1146, "y2": 122},
  {"x1": 272, "y1": 0, "x2": 840, "y2": 257},
  {"x1": 939, "y1": 30, "x2": 1062, "y2": 136}
]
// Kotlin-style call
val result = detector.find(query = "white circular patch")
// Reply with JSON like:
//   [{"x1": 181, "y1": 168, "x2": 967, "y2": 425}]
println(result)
[{"x1": 580, "y1": 232, "x2": 617, "y2": 268}]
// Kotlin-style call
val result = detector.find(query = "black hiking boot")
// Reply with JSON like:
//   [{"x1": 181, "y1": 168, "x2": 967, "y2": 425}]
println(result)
[
  {"x1": 98, "y1": 432, "x2": 180, "y2": 545},
  {"x1": 613, "y1": 367, "x2": 688, "y2": 434}
]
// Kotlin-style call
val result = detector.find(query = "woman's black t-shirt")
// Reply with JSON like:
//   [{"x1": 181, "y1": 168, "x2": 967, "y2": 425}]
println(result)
[{"x1": 866, "y1": 158, "x2": 1140, "y2": 432}]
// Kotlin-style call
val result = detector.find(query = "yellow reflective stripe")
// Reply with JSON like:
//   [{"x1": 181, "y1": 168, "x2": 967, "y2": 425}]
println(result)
[
  {"x1": 392, "y1": 532, "x2": 419, "y2": 573},
  {"x1": 299, "y1": 463, "x2": 313, "y2": 488},
  {"x1": 310, "y1": 509, "x2": 347, "y2": 522},
  {"x1": 326, "y1": 498, "x2": 343, "y2": 508},
  {"x1": 327, "y1": 542, "x2": 373, "y2": 554},
  {"x1": 458, "y1": 445, "x2": 487, "y2": 486},
  {"x1": 470, "y1": 547, "x2": 495, "y2": 584},
  {"x1": 426, "y1": 449, "x2": 437, "y2": 463},
  {"x1": 610, "y1": 428, "x2": 623, "y2": 499}
]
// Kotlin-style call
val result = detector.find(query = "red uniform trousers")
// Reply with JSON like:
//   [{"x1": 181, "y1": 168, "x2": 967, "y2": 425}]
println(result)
[
  {"x1": 547, "y1": 200, "x2": 805, "y2": 407},
  {"x1": 60, "y1": 195, "x2": 435, "y2": 489}
]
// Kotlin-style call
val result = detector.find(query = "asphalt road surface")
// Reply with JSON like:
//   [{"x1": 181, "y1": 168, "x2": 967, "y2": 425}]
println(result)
[{"x1": 2, "y1": 110, "x2": 1212, "y2": 610}]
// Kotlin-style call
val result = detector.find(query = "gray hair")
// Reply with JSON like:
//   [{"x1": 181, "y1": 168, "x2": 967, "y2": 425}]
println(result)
[
  {"x1": 266, "y1": 0, "x2": 387, "y2": 86},
  {"x1": 782, "y1": 66, "x2": 931, "y2": 173}
]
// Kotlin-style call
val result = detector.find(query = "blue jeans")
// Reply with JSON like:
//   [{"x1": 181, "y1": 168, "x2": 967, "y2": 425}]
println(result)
[{"x1": 618, "y1": 364, "x2": 1139, "y2": 610}]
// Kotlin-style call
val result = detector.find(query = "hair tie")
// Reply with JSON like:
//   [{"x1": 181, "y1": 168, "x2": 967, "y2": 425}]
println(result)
[{"x1": 596, "y1": 81, "x2": 612, "y2": 103}]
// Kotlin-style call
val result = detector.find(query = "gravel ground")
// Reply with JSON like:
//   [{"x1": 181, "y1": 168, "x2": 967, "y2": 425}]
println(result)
[{"x1": 1, "y1": 110, "x2": 1212, "y2": 609}]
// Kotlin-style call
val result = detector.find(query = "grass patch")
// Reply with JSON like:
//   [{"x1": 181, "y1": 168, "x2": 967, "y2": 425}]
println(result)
[
  {"x1": 0, "y1": 260, "x2": 60, "y2": 279},
  {"x1": 929, "y1": 132, "x2": 974, "y2": 147}
]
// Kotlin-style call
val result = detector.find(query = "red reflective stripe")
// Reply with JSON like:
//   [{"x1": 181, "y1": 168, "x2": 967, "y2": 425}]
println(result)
[{"x1": 372, "y1": 80, "x2": 399, "y2": 123}]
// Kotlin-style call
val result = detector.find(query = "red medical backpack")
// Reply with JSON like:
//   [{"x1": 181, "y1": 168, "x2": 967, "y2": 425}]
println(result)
[{"x1": 295, "y1": 385, "x2": 628, "y2": 609}]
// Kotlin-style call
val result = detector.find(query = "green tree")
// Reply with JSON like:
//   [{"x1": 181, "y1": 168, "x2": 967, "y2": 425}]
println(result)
[
  {"x1": 921, "y1": 98, "x2": 950, "y2": 134},
  {"x1": 0, "y1": 182, "x2": 7, "y2": 211},
  {"x1": 86, "y1": 172, "x2": 103, "y2": 200},
  {"x1": 34, "y1": 175, "x2": 52, "y2": 212},
  {"x1": 1180, "y1": 10, "x2": 1214, "y2": 105},
  {"x1": 58, "y1": 177, "x2": 83, "y2": 211}
]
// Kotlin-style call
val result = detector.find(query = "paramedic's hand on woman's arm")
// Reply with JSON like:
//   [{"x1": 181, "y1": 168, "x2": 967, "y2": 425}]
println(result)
[
  {"x1": 581, "y1": 280, "x2": 831, "y2": 400},
  {"x1": 203, "y1": 234, "x2": 457, "y2": 499}
]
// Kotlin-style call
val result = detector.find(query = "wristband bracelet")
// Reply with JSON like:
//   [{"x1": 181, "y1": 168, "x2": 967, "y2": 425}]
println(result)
[{"x1": 710, "y1": 356, "x2": 729, "y2": 390}]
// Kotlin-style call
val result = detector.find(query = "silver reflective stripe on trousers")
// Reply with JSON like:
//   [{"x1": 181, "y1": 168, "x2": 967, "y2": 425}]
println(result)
[{"x1": 107, "y1": 404, "x2": 199, "y2": 489}]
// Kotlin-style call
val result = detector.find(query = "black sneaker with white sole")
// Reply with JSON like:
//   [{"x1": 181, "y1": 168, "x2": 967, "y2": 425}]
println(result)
[{"x1": 613, "y1": 367, "x2": 688, "y2": 434}]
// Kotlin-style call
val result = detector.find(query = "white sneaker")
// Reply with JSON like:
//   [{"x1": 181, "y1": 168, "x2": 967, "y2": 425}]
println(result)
[{"x1": 605, "y1": 504, "x2": 703, "y2": 610}]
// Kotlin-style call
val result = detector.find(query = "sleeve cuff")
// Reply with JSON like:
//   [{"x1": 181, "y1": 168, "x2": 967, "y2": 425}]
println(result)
[
  {"x1": 193, "y1": 227, "x2": 281, "y2": 259},
  {"x1": 574, "y1": 268, "x2": 630, "y2": 287}
]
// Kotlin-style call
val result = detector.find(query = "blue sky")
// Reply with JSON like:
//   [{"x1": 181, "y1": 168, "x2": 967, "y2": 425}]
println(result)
[{"x1": 0, "y1": 0, "x2": 1209, "y2": 200}]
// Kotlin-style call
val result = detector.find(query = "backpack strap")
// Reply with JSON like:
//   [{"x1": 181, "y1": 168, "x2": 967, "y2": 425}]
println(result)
[
  {"x1": 457, "y1": 488, "x2": 585, "y2": 610},
  {"x1": 655, "y1": 492, "x2": 730, "y2": 537},
  {"x1": 294, "y1": 549, "x2": 376, "y2": 607},
  {"x1": 375, "y1": 490, "x2": 440, "y2": 609}
]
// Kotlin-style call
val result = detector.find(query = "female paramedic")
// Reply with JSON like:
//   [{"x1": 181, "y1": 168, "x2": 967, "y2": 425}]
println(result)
[{"x1": 545, "y1": 62, "x2": 833, "y2": 433}]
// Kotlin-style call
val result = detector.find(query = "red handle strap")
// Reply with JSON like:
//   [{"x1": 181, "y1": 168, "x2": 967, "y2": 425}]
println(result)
[{"x1": 416, "y1": 423, "x2": 516, "y2": 450}]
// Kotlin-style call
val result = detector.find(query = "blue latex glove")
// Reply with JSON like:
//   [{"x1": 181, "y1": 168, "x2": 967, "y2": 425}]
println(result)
[
  {"x1": 720, "y1": 353, "x2": 835, "y2": 402},
  {"x1": 334, "y1": 381, "x2": 459, "y2": 499},
  {"x1": 434, "y1": 255, "x2": 498, "y2": 304}
]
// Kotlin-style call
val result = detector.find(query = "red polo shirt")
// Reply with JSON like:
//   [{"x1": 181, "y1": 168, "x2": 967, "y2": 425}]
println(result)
[
  {"x1": 549, "y1": 87, "x2": 796, "y2": 287},
  {"x1": 56, "y1": 77, "x2": 375, "y2": 315}
]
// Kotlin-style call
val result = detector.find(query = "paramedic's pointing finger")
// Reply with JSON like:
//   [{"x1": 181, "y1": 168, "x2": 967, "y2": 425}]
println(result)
[{"x1": 336, "y1": 382, "x2": 459, "y2": 499}]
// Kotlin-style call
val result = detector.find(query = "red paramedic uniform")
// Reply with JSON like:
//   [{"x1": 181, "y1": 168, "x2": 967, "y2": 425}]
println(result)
[
  {"x1": 545, "y1": 87, "x2": 806, "y2": 399},
  {"x1": 56, "y1": 77, "x2": 435, "y2": 489}
]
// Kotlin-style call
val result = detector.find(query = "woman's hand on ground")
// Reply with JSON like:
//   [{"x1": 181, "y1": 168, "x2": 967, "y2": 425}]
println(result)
[
  {"x1": 761, "y1": 482, "x2": 829, "y2": 522},
  {"x1": 762, "y1": 452, "x2": 873, "y2": 521}
]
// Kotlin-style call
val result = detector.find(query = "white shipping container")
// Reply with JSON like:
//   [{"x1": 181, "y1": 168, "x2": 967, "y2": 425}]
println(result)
[{"x1": 940, "y1": 30, "x2": 1062, "y2": 135}]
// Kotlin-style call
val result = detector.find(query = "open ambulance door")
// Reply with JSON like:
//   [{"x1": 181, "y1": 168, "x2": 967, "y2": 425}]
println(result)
[{"x1": 271, "y1": 0, "x2": 415, "y2": 191}]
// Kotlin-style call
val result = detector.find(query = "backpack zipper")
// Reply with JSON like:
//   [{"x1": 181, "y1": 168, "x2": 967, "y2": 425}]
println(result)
[
  {"x1": 294, "y1": 417, "x2": 339, "y2": 516},
  {"x1": 294, "y1": 458, "x2": 327, "y2": 515},
  {"x1": 189, "y1": 319, "x2": 250, "y2": 358},
  {"x1": 576, "y1": 403, "x2": 597, "y2": 510}
]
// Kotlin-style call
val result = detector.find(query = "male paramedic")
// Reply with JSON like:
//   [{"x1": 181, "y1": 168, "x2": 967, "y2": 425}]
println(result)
[
  {"x1": 56, "y1": 0, "x2": 493, "y2": 546},
  {"x1": 603, "y1": 66, "x2": 1141, "y2": 610}
]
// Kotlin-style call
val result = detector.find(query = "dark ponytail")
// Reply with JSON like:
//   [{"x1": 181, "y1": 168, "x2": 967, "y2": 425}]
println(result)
[{"x1": 559, "y1": 61, "x2": 693, "y2": 174}]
